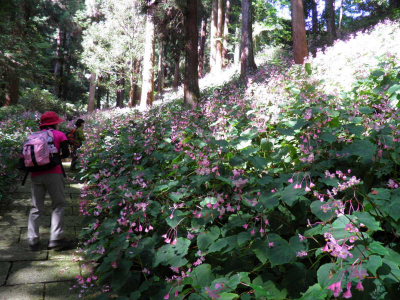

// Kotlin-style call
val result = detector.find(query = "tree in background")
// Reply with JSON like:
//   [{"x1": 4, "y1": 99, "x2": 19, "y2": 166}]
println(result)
[
  {"x1": 291, "y1": 0, "x2": 308, "y2": 64},
  {"x1": 183, "y1": 0, "x2": 200, "y2": 108},
  {"x1": 240, "y1": 0, "x2": 257, "y2": 79},
  {"x1": 325, "y1": 0, "x2": 337, "y2": 44},
  {"x1": 80, "y1": 0, "x2": 145, "y2": 109}
]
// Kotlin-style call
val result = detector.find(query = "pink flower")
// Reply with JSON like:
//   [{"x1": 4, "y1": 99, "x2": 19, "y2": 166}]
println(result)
[
  {"x1": 288, "y1": 178, "x2": 293, "y2": 183},
  {"x1": 268, "y1": 242, "x2": 274, "y2": 248},
  {"x1": 164, "y1": 293, "x2": 169, "y2": 299},
  {"x1": 356, "y1": 281, "x2": 364, "y2": 291},
  {"x1": 327, "y1": 280, "x2": 342, "y2": 297}
]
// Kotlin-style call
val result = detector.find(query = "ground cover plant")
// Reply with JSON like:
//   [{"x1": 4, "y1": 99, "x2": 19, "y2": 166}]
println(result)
[
  {"x1": 0, "y1": 106, "x2": 40, "y2": 199},
  {"x1": 73, "y1": 21, "x2": 400, "y2": 300}
]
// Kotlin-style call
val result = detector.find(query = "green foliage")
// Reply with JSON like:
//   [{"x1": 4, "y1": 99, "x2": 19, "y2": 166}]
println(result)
[{"x1": 73, "y1": 45, "x2": 400, "y2": 300}]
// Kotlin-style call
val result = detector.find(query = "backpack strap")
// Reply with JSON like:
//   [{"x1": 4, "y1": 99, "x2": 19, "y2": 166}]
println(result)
[{"x1": 21, "y1": 171, "x2": 29, "y2": 186}]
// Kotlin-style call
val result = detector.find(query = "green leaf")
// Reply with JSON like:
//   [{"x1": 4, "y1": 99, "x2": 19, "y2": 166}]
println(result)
[
  {"x1": 366, "y1": 255, "x2": 382, "y2": 276},
  {"x1": 191, "y1": 264, "x2": 213, "y2": 287},
  {"x1": 388, "y1": 84, "x2": 400, "y2": 95},
  {"x1": 153, "y1": 238, "x2": 190, "y2": 267},
  {"x1": 343, "y1": 139, "x2": 377, "y2": 159},
  {"x1": 305, "y1": 63, "x2": 312, "y2": 75},
  {"x1": 280, "y1": 184, "x2": 306, "y2": 206},
  {"x1": 208, "y1": 238, "x2": 228, "y2": 253},
  {"x1": 368, "y1": 241, "x2": 389, "y2": 256},
  {"x1": 229, "y1": 155, "x2": 245, "y2": 167},
  {"x1": 310, "y1": 200, "x2": 335, "y2": 222},
  {"x1": 353, "y1": 212, "x2": 381, "y2": 231},
  {"x1": 317, "y1": 263, "x2": 337, "y2": 288},
  {"x1": 218, "y1": 293, "x2": 239, "y2": 300},
  {"x1": 389, "y1": 197, "x2": 400, "y2": 221},
  {"x1": 320, "y1": 132, "x2": 337, "y2": 143},
  {"x1": 298, "y1": 284, "x2": 329, "y2": 300},
  {"x1": 249, "y1": 156, "x2": 268, "y2": 170},
  {"x1": 237, "y1": 232, "x2": 251, "y2": 246},
  {"x1": 261, "y1": 138, "x2": 273, "y2": 151}
]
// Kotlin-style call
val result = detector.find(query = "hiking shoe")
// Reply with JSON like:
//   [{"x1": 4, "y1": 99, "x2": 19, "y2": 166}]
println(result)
[
  {"x1": 48, "y1": 238, "x2": 76, "y2": 250},
  {"x1": 28, "y1": 242, "x2": 40, "y2": 252}
]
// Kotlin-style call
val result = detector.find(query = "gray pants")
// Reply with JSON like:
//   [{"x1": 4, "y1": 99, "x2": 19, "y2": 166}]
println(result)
[{"x1": 28, "y1": 173, "x2": 66, "y2": 244}]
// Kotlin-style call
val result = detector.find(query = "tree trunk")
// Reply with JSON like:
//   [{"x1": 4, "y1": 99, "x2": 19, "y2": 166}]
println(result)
[
  {"x1": 240, "y1": 0, "x2": 257, "y2": 79},
  {"x1": 222, "y1": 0, "x2": 231, "y2": 67},
  {"x1": 209, "y1": 0, "x2": 218, "y2": 73},
  {"x1": 198, "y1": 18, "x2": 207, "y2": 78},
  {"x1": 54, "y1": 27, "x2": 62, "y2": 96},
  {"x1": 88, "y1": 72, "x2": 96, "y2": 113},
  {"x1": 96, "y1": 75, "x2": 102, "y2": 109},
  {"x1": 291, "y1": 0, "x2": 308, "y2": 64},
  {"x1": 157, "y1": 39, "x2": 164, "y2": 93},
  {"x1": 140, "y1": 8, "x2": 155, "y2": 109},
  {"x1": 215, "y1": 0, "x2": 224, "y2": 73},
  {"x1": 4, "y1": 73, "x2": 19, "y2": 107},
  {"x1": 128, "y1": 60, "x2": 139, "y2": 107},
  {"x1": 173, "y1": 48, "x2": 181, "y2": 89},
  {"x1": 338, "y1": 0, "x2": 344, "y2": 36},
  {"x1": 116, "y1": 77, "x2": 125, "y2": 108},
  {"x1": 325, "y1": 0, "x2": 337, "y2": 45},
  {"x1": 312, "y1": 0, "x2": 318, "y2": 34},
  {"x1": 234, "y1": 26, "x2": 240, "y2": 65},
  {"x1": 184, "y1": 0, "x2": 200, "y2": 108}
]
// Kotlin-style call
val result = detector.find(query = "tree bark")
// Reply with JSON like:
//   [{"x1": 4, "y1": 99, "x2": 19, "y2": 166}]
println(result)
[
  {"x1": 215, "y1": 0, "x2": 224, "y2": 73},
  {"x1": 4, "y1": 73, "x2": 19, "y2": 107},
  {"x1": 209, "y1": 0, "x2": 218, "y2": 73},
  {"x1": 157, "y1": 39, "x2": 164, "y2": 93},
  {"x1": 198, "y1": 17, "x2": 207, "y2": 78},
  {"x1": 173, "y1": 48, "x2": 181, "y2": 89},
  {"x1": 184, "y1": 0, "x2": 200, "y2": 108},
  {"x1": 140, "y1": 8, "x2": 156, "y2": 109},
  {"x1": 234, "y1": 26, "x2": 240, "y2": 65},
  {"x1": 240, "y1": 0, "x2": 256, "y2": 79},
  {"x1": 88, "y1": 72, "x2": 96, "y2": 113},
  {"x1": 116, "y1": 77, "x2": 125, "y2": 108},
  {"x1": 291, "y1": 0, "x2": 308, "y2": 64},
  {"x1": 128, "y1": 60, "x2": 139, "y2": 107},
  {"x1": 96, "y1": 75, "x2": 102, "y2": 109},
  {"x1": 222, "y1": 0, "x2": 231, "y2": 67},
  {"x1": 312, "y1": 0, "x2": 318, "y2": 34},
  {"x1": 325, "y1": 0, "x2": 337, "y2": 45}
]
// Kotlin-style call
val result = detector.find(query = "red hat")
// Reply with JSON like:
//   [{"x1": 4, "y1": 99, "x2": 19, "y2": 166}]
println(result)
[{"x1": 40, "y1": 111, "x2": 63, "y2": 126}]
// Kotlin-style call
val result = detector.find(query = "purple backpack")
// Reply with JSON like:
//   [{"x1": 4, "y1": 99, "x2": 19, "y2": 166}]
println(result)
[{"x1": 19, "y1": 130, "x2": 61, "y2": 172}]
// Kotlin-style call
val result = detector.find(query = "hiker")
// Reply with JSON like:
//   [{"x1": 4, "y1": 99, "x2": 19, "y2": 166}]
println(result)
[
  {"x1": 70, "y1": 118, "x2": 86, "y2": 171},
  {"x1": 27, "y1": 111, "x2": 72, "y2": 251}
]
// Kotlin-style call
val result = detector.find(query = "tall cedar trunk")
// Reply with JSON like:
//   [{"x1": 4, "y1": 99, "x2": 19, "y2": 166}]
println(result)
[
  {"x1": 116, "y1": 77, "x2": 125, "y2": 108},
  {"x1": 162, "y1": 44, "x2": 168, "y2": 88},
  {"x1": 58, "y1": 31, "x2": 67, "y2": 99},
  {"x1": 128, "y1": 60, "x2": 139, "y2": 107},
  {"x1": 4, "y1": 74, "x2": 19, "y2": 106},
  {"x1": 173, "y1": 48, "x2": 181, "y2": 89},
  {"x1": 209, "y1": 0, "x2": 218, "y2": 73},
  {"x1": 222, "y1": 0, "x2": 231, "y2": 67},
  {"x1": 312, "y1": 0, "x2": 318, "y2": 34},
  {"x1": 325, "y1": 0, "x2": 336, "y2": 44},
  {"x1": 54, "y1": 28, "x2": 62, "y2": 95},
  {"x1": 198, "y1": 18, "x2": 207, "y2": 78},
  {"x1": 338, "y1": 0, "x2": 344, "y2": 35},
  {"x1": 291, "y1": 0, "x2": 308, "y2": 64},
  {"x1": 140, "y1": 9, "x2": 155, "y2": 109},
  {"x1": 215, "y1": 0, "x2": 224, "y2": 73},
  {"x1": 96, "y1": 76, "x2": 102, "y2": 109},
  {"x1": 234, "y1": 26, "x2": 240, "y2": 65},
  {"x1": 87, "y1": 72, "x2": 96, "y2": 113},
  {"x1": 240, "y1": 0, "x2": 256, "y2": 79},
  {"x1": 157, "y1": 40, "x2": 164, "y2": 93},
  {"x1": 184, "y1": 0, "x2": 200, "y2": 108}
]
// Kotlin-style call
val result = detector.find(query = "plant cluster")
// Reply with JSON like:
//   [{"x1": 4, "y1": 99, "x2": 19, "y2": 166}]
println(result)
[
  {"x1": 75, "y1": 31, "x2": 400, "y2": 299},
  {"x1": 0, "y1": 108, "x2": 40, "y2": 199}
]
